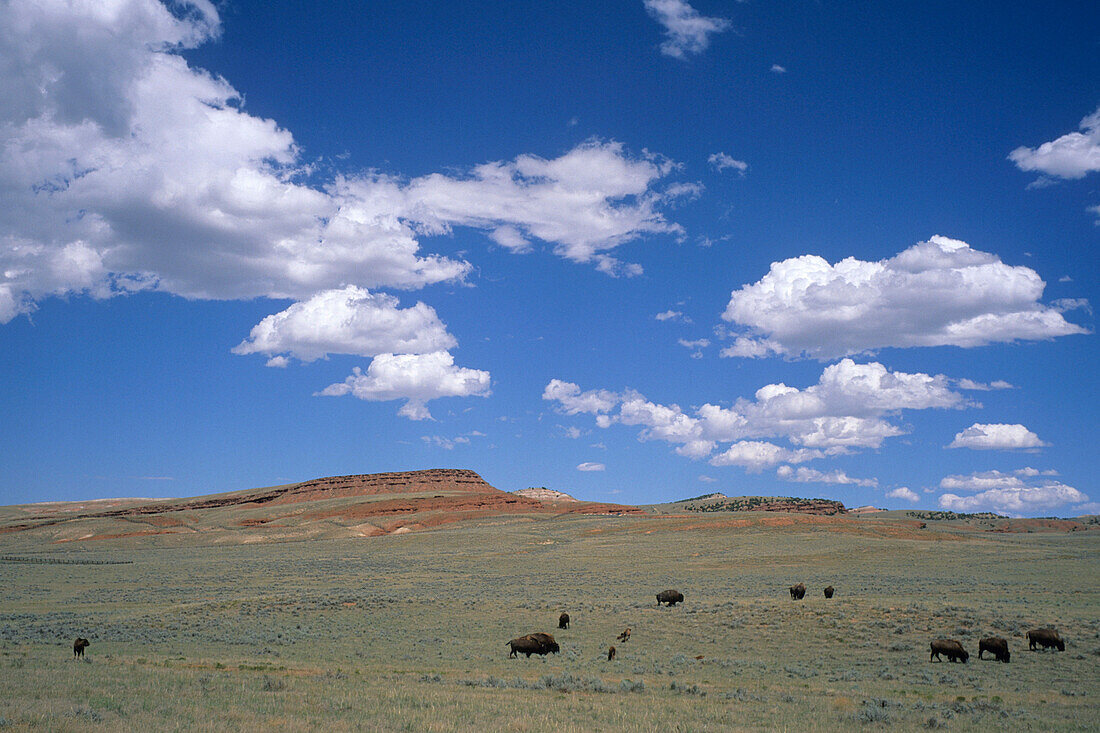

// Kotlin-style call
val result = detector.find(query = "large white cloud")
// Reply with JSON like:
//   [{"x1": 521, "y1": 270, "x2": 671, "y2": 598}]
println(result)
[
  {"x1": 947, "y1": 423, "x2": 1048, "y2": 451},
  {"x1": 231, "y1": 286, "x2": 455, "y2": 364},
  {"x1": 545, "y1": 359, "x2": 967, "y2": 472},
  {"x1": 317, "y1": 351, "x2": 490, "y2": 420},
  {"x1": 1009, "y1": 107, "x2": 1100, "y2": 179},
  {"x1": 938, "y1": 469, "x2": 1087, "y2": 517},
  {"x1": 0, "y1": 0, "x2": 687, "y2": 324},
  {"x1": 721, "y1": 236, "x2": 1087, "y2": 360},
  {"x1": 644, "y1": 0, "x2": 730, "y2": 59}
]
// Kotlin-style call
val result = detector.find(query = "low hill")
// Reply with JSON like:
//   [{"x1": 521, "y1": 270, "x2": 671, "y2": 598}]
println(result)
[{"x1": 658, "y1": 494, "x2": 848, "y2": 516}]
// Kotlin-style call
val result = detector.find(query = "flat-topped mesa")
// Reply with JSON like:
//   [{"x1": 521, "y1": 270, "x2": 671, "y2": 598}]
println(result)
[{"x1": 273, "y1": 469, "x2": 497, "y2": 504}]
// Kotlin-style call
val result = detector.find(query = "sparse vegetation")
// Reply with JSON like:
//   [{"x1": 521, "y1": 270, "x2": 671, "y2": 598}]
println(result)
[
  {"x1": 679, "y1": 495, "x2": 847, "y2": 514},
  {"x1": 907, "y1": 510, "x2": 1004, "y2": 521},
  {"x1": 0, "y1": 496, "x2": 1096, "y2": 730}
]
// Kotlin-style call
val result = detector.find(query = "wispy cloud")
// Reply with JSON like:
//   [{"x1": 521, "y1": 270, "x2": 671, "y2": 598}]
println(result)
[{"x1": 644, "y1": 0, "x2": 730, "y2": 59}]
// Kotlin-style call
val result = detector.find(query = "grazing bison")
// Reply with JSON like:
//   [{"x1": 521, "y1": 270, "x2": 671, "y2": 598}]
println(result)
[
  {"x1": 507, "y1": 632, "x2": 559, "y2": 658},
  {"x1": 823, "y1": 586, "x2": 835, "y2": 599},
  {"x1": 607, "y1": 646, "x2": 616, "y2": 661},
  {"x1": 616, "y1": 628, "x2": 632, "y2": 642},
  {"x1": 930, "y1": 639, "x2": 969, "y2": 663},
  {"x1": 1027, "y1": 628, "x2": 1065, "y2": 651},
  {"x1": 789, "y1": 583, "x2": 806, "y2": 600},
  {"x1": 978, "y1": 637, "x2": 1010, "y2": 663},
  {"x1": 656, "y1": 589, "x2": 684, "y2": 606},
  {"x1": 558, "y1": 612, "x2": 570, "y2": 629},
  {"x1": 73, "y1": 638, "x2": 89, "y2": 658}
]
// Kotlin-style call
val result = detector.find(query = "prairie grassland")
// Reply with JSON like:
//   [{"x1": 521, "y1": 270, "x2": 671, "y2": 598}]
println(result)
[{"x1": 1, "y1": 514, "x2": 1097, "y2": 731}]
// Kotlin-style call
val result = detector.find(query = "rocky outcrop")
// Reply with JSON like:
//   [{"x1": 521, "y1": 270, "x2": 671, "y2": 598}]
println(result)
[{"x1": 512, "y1": 487, "x2": 579, "y2": 502}]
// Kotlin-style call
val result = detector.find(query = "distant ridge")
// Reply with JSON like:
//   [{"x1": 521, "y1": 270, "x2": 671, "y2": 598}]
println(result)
[
  {"x1": 671, "y1": 494, "x2": 847, "y2": 516},
  {"x1": 511, "y1": 487, "x2": 579, "y2": 502},
  {"x1": 848, "y1": 505, "x2": 886, "y2": 515}
]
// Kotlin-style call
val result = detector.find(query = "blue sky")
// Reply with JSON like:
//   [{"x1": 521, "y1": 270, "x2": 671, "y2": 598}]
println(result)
[{"x1": 1, "y1": 0, "x2": 1097, "y2": 515}]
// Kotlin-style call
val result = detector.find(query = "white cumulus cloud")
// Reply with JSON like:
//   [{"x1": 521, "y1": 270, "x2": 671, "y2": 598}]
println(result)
[
  {"x1": 887, "y1": 487, "x2": 920, "y2": 502},
  {"x1": 937, "y1": 468, "x2": 1084, "y2": 517},
  {"x1": 721, "y1": 236, "x2": 1086, "y2": 360},
  {"x1": 318, "y1": 351, "x2": 490, "y2": 420},
  {"x1": 232, "y1": 286, "x2": 455, "y2": 362},
  {"x1": 1009, "y1": 106, "x2": 1100, "y2": 179},
  {"x1": 644, "y1": 0, "x2": 730, "y2": 59},
  {"x1": 542, "y1": 380, "x2": 620, "y2": 416},
  {"x1": 947, "y1": 423, "x2": 1048, "y2": 451},
  {"x1": 776, "y1": 465, "x2": 877, "y2": 487},
  {"x1": 577, "y1": 462, "x2": 606, "y2": 472},
  {"x1": 545, "y1": 359, "x2": 967, "y2": 469},
  {"x1": 709, "y1": 441, "x2": 823, "y2": 471}
]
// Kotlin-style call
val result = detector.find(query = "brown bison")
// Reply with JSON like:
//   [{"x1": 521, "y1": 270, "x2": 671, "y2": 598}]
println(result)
[
  {"x1": 1027, "y1": 628, "x2": 1065, "y2": 651},
  {"x1": 616, "y1": 628, "x2": 632, "y2": 642},
  {"x1": 978, "y1": 637, "x2": 1010, "y2": 663},
  {"x1": 73, "y1": 638, "x2": 89, "y2": 658},
  {"x1": 789, "y1": 583, "x2": 806, "y2": 600},
  {"x1": 823, "y1": 586, "x2": 835, "y2": 599},
  {"x1": 558, "y1": 612, "x2": 570, "y2": 629},
  {"x1": 656, "y1": 589, "x2": 684, "y2": 606},
  {"x1": 930, "y1": 639, "x2": 969, "y2": 663},
  {"x1": 507, "y1": 632, "x2": 559, "y2": 658},
  {"x1": 607, "y1": 646, "x2": 616, "y2": 661}
]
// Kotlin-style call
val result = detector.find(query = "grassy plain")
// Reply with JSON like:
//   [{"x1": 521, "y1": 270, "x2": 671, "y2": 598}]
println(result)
[{"x1": 1, "y1": 512, "x2": 1098, "y2": 731}]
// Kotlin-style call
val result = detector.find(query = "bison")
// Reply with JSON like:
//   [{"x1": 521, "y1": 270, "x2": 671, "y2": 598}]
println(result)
[
  {"x1": 1027, "y1": 628, "x2": 1065, "y2": 652},
  {"x1": 73, "y1": 638, "x2": 89, "y2": 658},
  {"x1": 656, "y1": 589, "x2": 684, "y2": 606},
  {"x1": 507, "y1": 632, "x2": 559, "y2": 658},
  {"x1": 616, "y1": 628, "x2": 631, "y2": 642},
  {"x1": 558, "y1": 612, "x2": 570, "y2": 629},
  {"x1": 930, "y1": 639, "x2": 969, "y2": 663},
  {"x1": 789, "y1": 583, "x2": 806, "y2": 600},
  {"x1": 823, "y1": 586, "x2": 835, "y2": 599},
  {"x1": 607, "y1": 646, "x2": 616, "y2": 661},
  {"x1": 978, "y1": 637, "x2": 1010, "y2": 663}
]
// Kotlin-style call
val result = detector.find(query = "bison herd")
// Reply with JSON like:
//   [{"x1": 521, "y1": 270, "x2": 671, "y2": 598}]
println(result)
[
  {"x1": 928, "y1": 629, "x2": 1067, "y2": 664},
  {"x1": 505, "y1": 587, "x2": 1068, "y2": 669}
]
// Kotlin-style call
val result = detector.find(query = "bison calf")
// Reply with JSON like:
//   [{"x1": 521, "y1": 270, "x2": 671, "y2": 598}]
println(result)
[
  {"x1": 656, "y1": 589, "x2": 684, "y2": 606},
  {"x1": 930, "y1": 639, "x2": 969, "y2": 663},
  {"x1": 616, "y1": 628, "x2": 631, "y2": 642},
  {"x1": 607, "y1": 646, "x2": 616, "y2": 661},
  {"x1": 1027, "y1": 628, "x2": 1065, "y2": 652},
  {"x1": 978, "y1": 637, "x2": 1010, "y2": 663},
  {"x1": 558, "y1": 612, "x2": 570, "y2": 629},
  {"x1": 789, "y1": 583, "x2": 806, "y2": 600},
  {"x1": 823, "y1": 586, "x2": 835, "y2": 599},
  {"x1": 73, "y1": 638, "x2": 89, "y2": 658}
]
